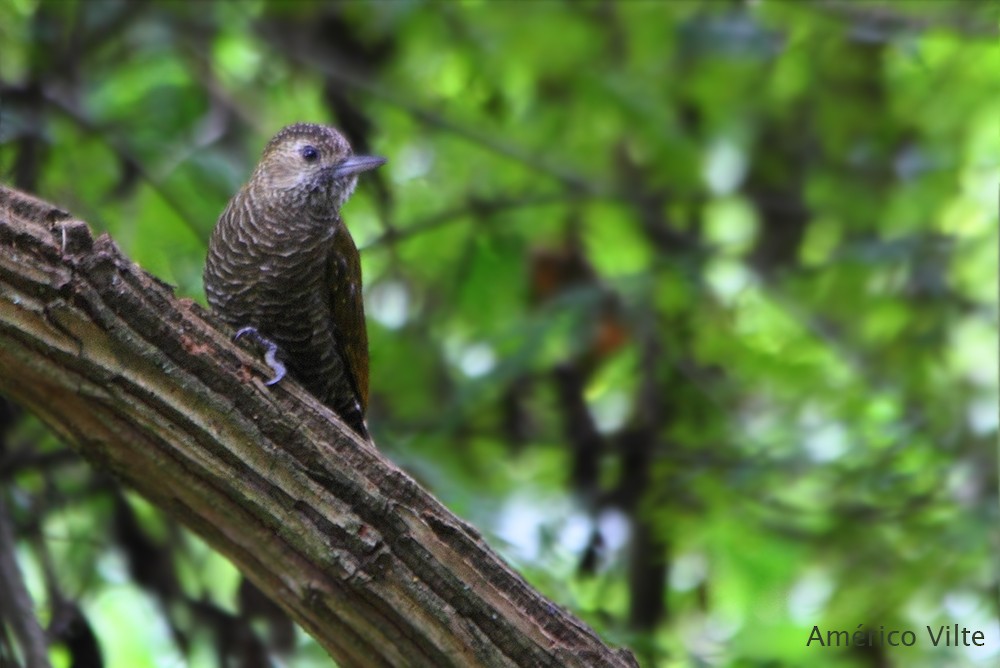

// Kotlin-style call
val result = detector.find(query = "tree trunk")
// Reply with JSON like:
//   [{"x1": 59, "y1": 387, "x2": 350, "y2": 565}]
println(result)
[{"x1": 0, "y1": 184, "x2": 637, "y2": 668}]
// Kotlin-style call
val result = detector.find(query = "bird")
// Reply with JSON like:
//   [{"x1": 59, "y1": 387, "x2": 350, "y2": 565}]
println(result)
[{"x1": 203, "y1": 123, "x2": 385, "y2": 439}]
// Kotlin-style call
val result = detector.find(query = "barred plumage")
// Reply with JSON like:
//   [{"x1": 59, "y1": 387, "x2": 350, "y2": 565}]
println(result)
[{"x1": 204, "y1": 123, "x2": 385, "y2": 439}]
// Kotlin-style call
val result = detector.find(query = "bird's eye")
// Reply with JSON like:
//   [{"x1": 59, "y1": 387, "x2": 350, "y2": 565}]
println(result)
[{"x1": 300, "y1": 145, "x2": 319, "y2": 162}]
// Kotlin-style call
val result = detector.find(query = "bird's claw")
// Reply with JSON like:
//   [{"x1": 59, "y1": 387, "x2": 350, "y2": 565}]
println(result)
[{"x1": 233, "y1": 326, "x2": 287, "y2": 386}]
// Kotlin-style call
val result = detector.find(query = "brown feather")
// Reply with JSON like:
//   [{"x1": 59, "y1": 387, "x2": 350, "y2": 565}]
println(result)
[{"x1": 327, "y1": 226, "x2": 369, "y2": 412}]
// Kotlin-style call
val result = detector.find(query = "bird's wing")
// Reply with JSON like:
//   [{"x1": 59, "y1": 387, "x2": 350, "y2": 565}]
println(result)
[{"x1": 327, "y1": 226, "x2": 370, "y2": 413}]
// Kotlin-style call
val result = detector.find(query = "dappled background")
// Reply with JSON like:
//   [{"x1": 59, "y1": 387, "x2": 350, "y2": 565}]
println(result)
[{"x1": 0, "y1": 1, "x2": 997, "y2": 666}]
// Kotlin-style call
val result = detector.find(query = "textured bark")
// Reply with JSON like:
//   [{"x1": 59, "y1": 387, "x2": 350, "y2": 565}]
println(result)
[{"x1": 0, "y1": 184, "x2": 637, "y2": 668}]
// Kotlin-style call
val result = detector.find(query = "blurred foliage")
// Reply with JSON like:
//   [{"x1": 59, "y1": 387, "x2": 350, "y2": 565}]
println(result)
[{"x1": 0, "y1": 1, "x2": 997, "y2": 667}]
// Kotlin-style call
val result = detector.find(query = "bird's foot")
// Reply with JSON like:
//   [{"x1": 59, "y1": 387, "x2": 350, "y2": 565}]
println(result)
[{"x1": 233, "y1": 327, "x2": 287, "y2": 386}]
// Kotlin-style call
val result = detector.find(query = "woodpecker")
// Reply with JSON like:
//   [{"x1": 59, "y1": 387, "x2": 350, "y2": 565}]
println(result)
[{"x1": 204, "y1": 123, "x2": 384, "y2": 439}]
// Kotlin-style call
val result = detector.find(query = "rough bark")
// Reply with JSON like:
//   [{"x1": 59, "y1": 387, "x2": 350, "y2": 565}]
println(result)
[{"x1": 0, "y1": 184, "x2": 637, "y2": 668}]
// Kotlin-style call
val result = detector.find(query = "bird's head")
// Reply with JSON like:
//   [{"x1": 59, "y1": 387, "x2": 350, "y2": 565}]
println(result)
[{"x1": 251, "y1": 123, "x2": 385, "y2": 211}]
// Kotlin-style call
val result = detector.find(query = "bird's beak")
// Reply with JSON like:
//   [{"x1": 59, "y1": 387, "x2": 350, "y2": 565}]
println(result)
[{"x1": 334, "y1": 155, "x2": 387, "y2": 177}]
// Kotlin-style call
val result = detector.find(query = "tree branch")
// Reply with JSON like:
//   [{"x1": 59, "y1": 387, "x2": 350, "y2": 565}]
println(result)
[
  {"x1": 0, "y1": 184, "x2": 636, "y2": 668},
  {"x1": 0, "y1": 494, "x2": 52, "y2": 668}
]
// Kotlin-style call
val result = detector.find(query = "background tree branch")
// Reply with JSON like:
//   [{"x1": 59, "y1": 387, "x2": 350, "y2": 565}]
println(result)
[{"x1": 0, "y1": 184, "x2": 637, "y2": 668}]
